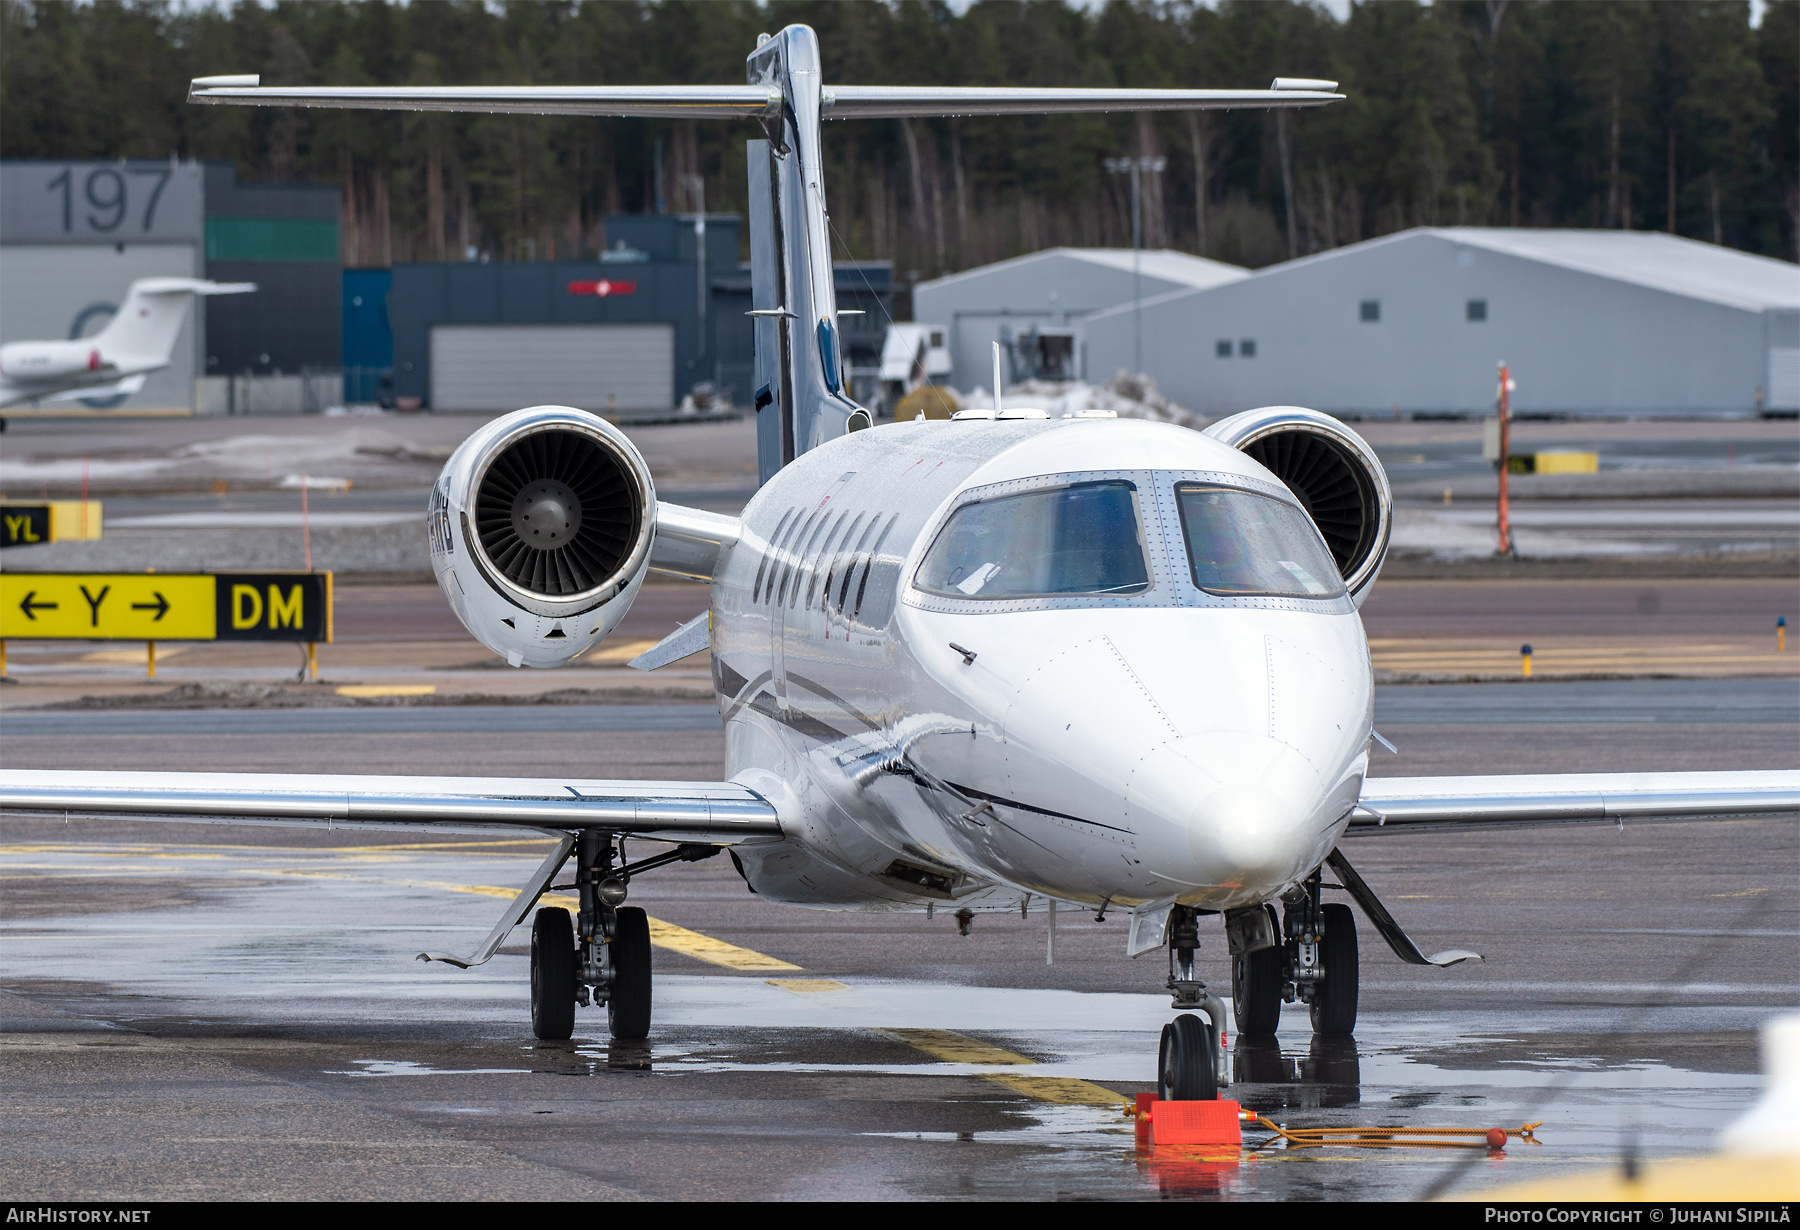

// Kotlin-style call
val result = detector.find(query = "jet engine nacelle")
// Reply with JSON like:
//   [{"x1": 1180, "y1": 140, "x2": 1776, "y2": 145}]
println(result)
[
  {"x1": 429, "y1": 406, "x2": 656, "y2": 668},
  {"x1": 1204, "y1": 405, "x2": 1392, "y2": 605},
  {"x1": 0, "y1": 341, "x2": 105, "y2": 380}
]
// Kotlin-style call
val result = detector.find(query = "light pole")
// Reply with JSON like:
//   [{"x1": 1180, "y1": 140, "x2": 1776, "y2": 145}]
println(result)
[
  {"x1": 684, "y1": 174, "x2": 707, "y2": 377},
  {"x1": 1104, "y1": 155, "x2": 1166, "y2": 377}
]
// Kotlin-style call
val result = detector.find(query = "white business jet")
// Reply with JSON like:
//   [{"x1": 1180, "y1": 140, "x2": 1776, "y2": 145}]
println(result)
[
  {"x1": 0, "y1": 276, "x2": 254, "y2": 412},
  {"x1": 1, "y1": 26, "x2": 1793, "y2": 1102}
]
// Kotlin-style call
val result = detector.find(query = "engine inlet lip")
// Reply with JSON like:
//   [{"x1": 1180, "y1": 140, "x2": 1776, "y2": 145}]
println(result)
[
  {"x1": 1213, "y1": 409, "x2": 1392, "y2": 599},
  {"x1": 461, "y1": 407, "x2": 656, "y2": 619}
]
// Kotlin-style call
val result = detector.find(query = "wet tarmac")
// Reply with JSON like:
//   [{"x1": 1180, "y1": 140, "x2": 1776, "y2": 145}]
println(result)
[{"x1": 2, "y1": 682, "x2": 1795, "y2": 1200}]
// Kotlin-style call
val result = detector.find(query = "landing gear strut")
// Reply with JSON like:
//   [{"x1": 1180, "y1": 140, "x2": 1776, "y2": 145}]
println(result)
[
  {"x1": 528, "y1": 829, "x2": 654, "y2": 1041},
  {"x1": 1159, "y1": 904, "x2": 1228, "y2": 1100},
  {"x1": 1279, "y1": 868, "x2": 1358, "y2": 1036}
]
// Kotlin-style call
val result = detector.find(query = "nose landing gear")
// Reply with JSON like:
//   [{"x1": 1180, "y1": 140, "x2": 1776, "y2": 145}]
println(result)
[{"x1": 1160, "y1": 904, "x2": 1229, "y2": 1099}]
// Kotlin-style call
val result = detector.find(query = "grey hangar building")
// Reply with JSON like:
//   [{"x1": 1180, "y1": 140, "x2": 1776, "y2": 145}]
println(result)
[{"x1": 918, "y1": 228, "x2": 1799, "y2": 419}]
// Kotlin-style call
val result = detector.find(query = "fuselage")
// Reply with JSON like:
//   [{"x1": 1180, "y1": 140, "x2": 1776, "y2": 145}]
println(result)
[
  {"x1": 708, "y1": 415, "x2": 1373, "y2": 916},
  {"x1": 0, "y1": 340, "x2": 151, "y2": 407}
]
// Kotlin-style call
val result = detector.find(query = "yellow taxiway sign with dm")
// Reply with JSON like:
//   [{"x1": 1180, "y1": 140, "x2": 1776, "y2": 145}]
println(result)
[{"x1": 0, "y1": 573, "x2": 332, "y2": 642}]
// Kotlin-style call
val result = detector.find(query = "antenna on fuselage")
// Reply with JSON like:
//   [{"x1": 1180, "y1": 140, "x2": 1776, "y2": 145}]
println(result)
[{"x1": 992, "y1": 340, "x2": 1004, "y2": 417}]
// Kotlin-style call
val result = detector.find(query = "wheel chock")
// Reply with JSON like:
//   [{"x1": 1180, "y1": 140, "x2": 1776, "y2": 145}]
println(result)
[{"x1": 1131, "y1": 1093, "x2": 1243, "y2": 1148}]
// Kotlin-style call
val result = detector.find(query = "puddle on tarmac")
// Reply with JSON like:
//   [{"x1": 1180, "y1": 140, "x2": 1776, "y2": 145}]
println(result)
[{"x1": 332, "y1": 1058, "x2": 532, "y2": 1077}]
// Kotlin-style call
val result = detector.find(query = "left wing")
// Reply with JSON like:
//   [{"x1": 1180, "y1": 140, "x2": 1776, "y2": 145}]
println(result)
[
  {"x1": 0, "y1": 769, "x2": 779, "y2": 843},
  {"x1": 1354, "y1": 771, "x2": 1800, "y2": 835}
]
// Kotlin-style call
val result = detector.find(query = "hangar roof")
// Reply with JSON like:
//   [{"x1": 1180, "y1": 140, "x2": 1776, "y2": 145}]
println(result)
[
  {"x1": 1434, "y1": 228, "x2": 1800, "y2": 313},
  {"x1": 918, "y1": 246, "x2": 1247, "y2": 297}
]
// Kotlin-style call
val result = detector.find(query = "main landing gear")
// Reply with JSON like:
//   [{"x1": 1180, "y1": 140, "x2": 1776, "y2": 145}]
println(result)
[
  {"x1": 1228, "y1": 866, "x2": 1359, "y2": 1041},
  {"x1": 530, "y1": 829, "x2": 657, "y2": 1042}
]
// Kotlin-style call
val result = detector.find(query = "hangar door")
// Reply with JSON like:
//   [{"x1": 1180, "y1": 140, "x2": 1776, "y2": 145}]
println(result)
[{"x1": 430, "y1": 323, "x2": 673, "y2": 413}]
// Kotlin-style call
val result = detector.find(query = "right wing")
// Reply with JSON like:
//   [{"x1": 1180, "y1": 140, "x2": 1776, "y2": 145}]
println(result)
[
  {"x1": 1354, "y1": 770, "x2": 1800, "y2": 835},
  {"x1": 0, "y1": 769, "x2": 779, "y2": 843}
]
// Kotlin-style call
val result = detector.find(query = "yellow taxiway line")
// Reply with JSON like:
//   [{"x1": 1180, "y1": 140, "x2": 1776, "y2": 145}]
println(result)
[
  {"x1": 2, "y1": 840, "x2": 1128, "y2": 1109},
  {"x1": 886, "y1": 1027, "x2": 1126, "y2": 1106}
]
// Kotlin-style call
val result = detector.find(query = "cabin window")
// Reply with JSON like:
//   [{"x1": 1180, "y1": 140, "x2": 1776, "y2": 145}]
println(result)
[
  {"x1": 1360, "y1": 300, "x2": 1380, "y2": 322},
  {"x1": 854, "y1": 515, "x2": 903, "y2": 627},
  {"x1": 806, "y1": 510, "x2": 852, "y2": 609},
  {"x1": 789, "y1": 508, "x2": 836, "y2": 608},
  {"x1": 1174, "y1": 484, "x2": 1346, "y2": 599},
  {"x1": 1466, "y1": 299, "x2": 1488, "y2": 322},
  {"x1": 753, "y1": 508, "x2": 796, "y2": 604},
  {"x1": 914, "y1": 481, "x2": 1150, "y2": 600},
  {"x1": 1238, "y1": 339, "x2": 1257, "y2": 358},
  {"x1": 774, "y1": 507, "x2": 820, "y2": 606},
  {"x1": 1216, "y1": 340, "x2": 1232, "y2": 358}
]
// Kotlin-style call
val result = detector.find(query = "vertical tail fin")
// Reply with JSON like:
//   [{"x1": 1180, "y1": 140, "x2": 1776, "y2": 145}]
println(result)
[
  {"x1": 95, "y1": 278, "x2": 254, "y2": 364},
  {"x1": 746, "y1": 26, "x2": 862, "y2": 484}
]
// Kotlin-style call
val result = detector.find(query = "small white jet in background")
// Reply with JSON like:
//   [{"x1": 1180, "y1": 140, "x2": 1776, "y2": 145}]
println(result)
[{"x1": 0, "y1": 276, "x2": 254, "y2": 410}]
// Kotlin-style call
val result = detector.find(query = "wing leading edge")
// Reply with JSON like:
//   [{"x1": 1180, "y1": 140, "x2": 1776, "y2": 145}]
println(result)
[
  {"x1": 1354, "y1": 770, "x2": 1800, "y2": 834},
  {"x1": 0, "y1": 770, "x2": 780, "y2": 843}
]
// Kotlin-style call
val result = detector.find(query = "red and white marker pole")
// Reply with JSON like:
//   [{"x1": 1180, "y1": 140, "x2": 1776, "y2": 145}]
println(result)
[{"x1": 1496, "y1": 362, "x2": 1514, "y2": 558}]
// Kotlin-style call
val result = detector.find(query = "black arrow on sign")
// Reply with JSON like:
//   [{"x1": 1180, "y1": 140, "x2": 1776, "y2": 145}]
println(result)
[
  {"x1": 130, "y1": 592, "x2": 171, "y2": 621},
  {"x1": 18, "y1": 592, "x2": 58, "y2": 620}
]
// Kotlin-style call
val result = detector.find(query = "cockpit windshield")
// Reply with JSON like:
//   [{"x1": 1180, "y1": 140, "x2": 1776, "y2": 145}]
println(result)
[
  {"x1": 1175, "y1": 484, "x2": 1346, "y2": 598},
  {"x1": 914, "y1": 480, "x2": 1150, "y2": 599}
]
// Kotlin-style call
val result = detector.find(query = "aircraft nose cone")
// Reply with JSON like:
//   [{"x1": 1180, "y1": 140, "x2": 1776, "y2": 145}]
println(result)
[
  {"x1": 1189, "y1": 778, "x2": 1305, "y2": 889},
  {"x1": 1131, "y1": 731, "x2": 1342, "y2": 898}
]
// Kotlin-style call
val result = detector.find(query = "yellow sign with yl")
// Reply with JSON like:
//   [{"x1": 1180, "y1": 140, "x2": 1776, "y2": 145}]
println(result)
[{"x1": 0, "y1": 572, "x2": 331, "y2": 642}]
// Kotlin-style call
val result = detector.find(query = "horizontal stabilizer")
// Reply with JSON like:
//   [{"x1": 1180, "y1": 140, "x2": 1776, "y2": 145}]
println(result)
[
  {"x1": 824, "y1": 84, "x2": 1343, "y2": 118},
  {"x1": 190, "y1": 79, "x2": 780, "y2": 120},
  {"x1": 629, "y1": 611, "x2": 712, "y2": 673},
  {"x1": 129, "y1": 278, "x2": 257, "y2": 297},
  {"x1": 190, "y1": 80, "x2": 1339, "y2": 121}
]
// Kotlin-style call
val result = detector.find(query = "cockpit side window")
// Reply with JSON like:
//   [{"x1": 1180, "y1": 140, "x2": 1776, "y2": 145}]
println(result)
[
  {"x1": 913, "y1": 480, "x2": 1151, "y2": 600},
  {"x1": 1174, "y1": 483, "x2": 1346, "y2": 599}
]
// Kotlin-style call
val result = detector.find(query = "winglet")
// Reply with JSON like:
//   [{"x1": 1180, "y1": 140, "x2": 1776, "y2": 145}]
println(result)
[{"x1": 189, "y1": 74, "x2": 259, "y2": 100}]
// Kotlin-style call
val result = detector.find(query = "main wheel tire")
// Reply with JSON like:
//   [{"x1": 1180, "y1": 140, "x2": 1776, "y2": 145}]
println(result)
[
  {"x1": 1232, "y1": 909, "x2": 1284, "y2": 1037},
  {"x1": 608, "y1": 906, "x2": 652, "y2": 1041},
  {"x1": 1157, "y1": 1012, "x2": 1219, "y2": 1101},
  {"x1": 1309, "y1": 901, "x2": 1359, "y2": 1036},
  {"x1": 530, "y1": 907, "x2": 576, "y2": 1041}
]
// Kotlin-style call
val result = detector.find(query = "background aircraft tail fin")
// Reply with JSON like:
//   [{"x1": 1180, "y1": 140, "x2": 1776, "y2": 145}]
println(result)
[{"x1": 95, "y1": 278, "x2": 255, "y2": 364}]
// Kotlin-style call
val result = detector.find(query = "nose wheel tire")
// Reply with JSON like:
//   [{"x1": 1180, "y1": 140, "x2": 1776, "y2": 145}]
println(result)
[
  {"x1": 1157, "y1": 1012, "x2": 1219, "y2": 1101},
  {"x1": 608, "y1": 906, "x2": 653, "y2": 1040},
  {"x1": 1232, "y1": 942, "x2": 1283, "y2": 1037},
  {"x1": 1309, "y1": 902, "x2": 1359, "y2": 1036},
  {"x1": 531, "y1": 907, "x2": 577, "y2": 1041}
]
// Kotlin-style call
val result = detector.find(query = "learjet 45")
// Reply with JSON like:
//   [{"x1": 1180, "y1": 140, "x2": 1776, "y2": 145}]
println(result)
[
  {"x1": 2, "y1": 26, "x2": 1793, "y2": 1101},
  {"x1": 0, "y1": 277, "x2": 253, "y2": 411}
]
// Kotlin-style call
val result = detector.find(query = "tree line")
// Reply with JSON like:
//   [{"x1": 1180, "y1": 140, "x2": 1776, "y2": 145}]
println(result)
[{"x1": 3, "y1": 0, "x2": 1793, "y2": 274}]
